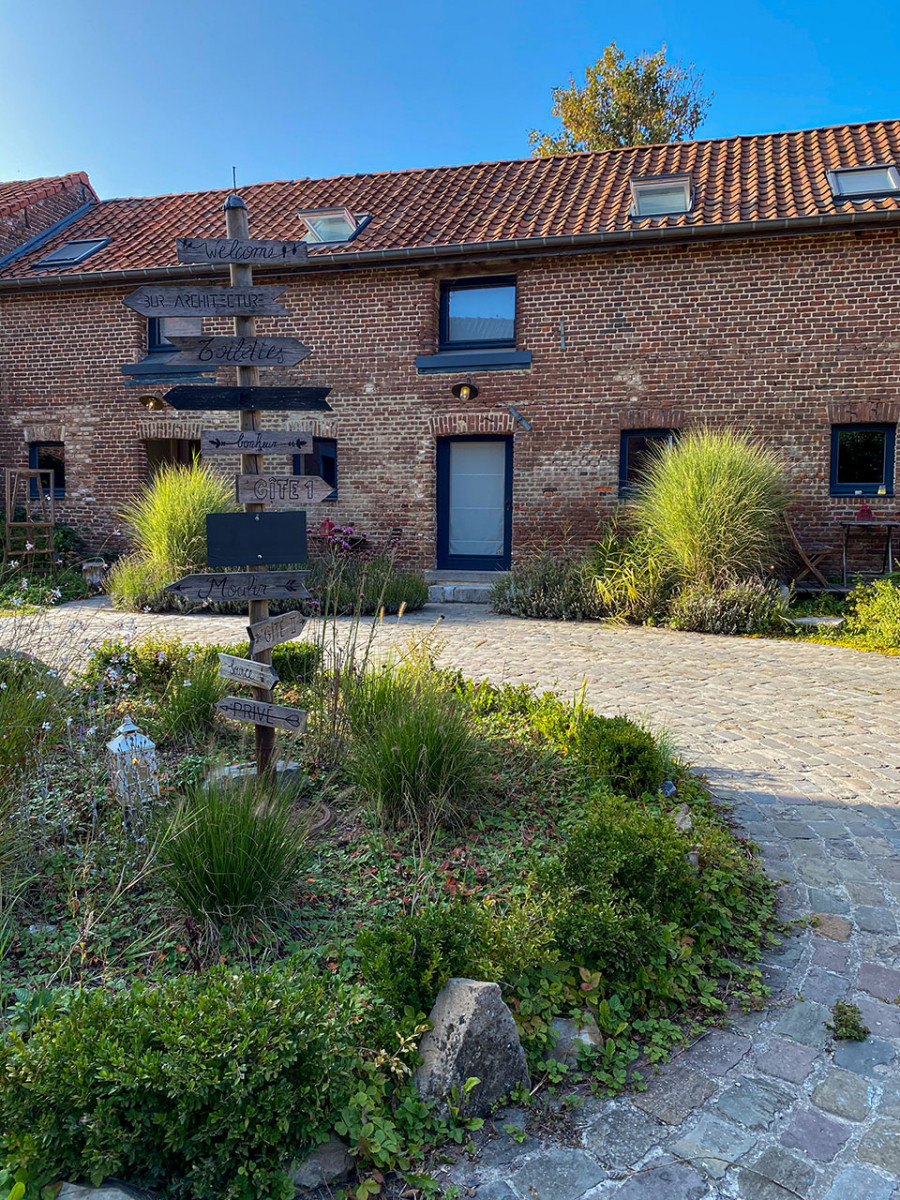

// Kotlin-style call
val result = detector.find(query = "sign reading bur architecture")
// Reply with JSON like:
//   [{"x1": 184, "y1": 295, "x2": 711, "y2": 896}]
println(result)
[{"x1": 123, "y1": 285, "x2": 290, "y2": 319}]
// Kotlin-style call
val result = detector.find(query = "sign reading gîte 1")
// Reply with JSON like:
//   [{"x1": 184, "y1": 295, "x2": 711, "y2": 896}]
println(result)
[
  {"x1": 217, "y1": 653, "x2": 280, "y2": 690},
  {"x1": 236, "y1": 474, "x2": 333, "y2": 506},
  {"x1": 201, "y1": 429, "x2": 313, "y2": 455},
  {"x1": 247, "y1": 609, "x2": 307, "y2": 655},
  {"x1": 166, "y1": 336, "x2": 311, "y2": 369},
  {"x1": 215, "y1": 696, "x2": 308, "y2": 733},
  {"x1": 176, "y1": 237, "x2": 309, "y2": 265},
  {"x1": 165, "y1": 572, "x2": 311, "y2": 602},
  {"x1": 122, "y1": 285, "x2": 290, "y2": 319}
]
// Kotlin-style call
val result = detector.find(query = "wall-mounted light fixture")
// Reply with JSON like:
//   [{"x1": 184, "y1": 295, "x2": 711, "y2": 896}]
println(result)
[
  {"x1": 137, "y1": 393, "x2": 170, "y2": 412},
  {"x1": 450, "y1": 379, "x2": 479, "y2": 402}
]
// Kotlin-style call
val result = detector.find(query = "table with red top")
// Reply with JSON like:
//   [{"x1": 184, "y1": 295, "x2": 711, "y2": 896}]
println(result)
[{"x1": 840, "y1": 521, "x2": 899, "y2": 585}]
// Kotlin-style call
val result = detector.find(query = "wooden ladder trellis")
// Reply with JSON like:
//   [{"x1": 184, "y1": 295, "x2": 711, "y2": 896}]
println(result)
[{"x1": 2, "y1": 468, "x2": 57, "y2": 575}]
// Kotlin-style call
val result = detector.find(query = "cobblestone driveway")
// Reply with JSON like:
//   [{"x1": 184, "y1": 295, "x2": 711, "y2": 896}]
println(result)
[{"x1": 5, "y1": 599, "x2": 900, "y2": 1199}]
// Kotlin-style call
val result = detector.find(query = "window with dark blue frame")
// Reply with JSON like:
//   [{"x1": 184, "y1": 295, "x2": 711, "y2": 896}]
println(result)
[
  {"x1": 619, "y1": 429, "x2": 676, "y2": 495},
  {"x1": 293, "y1": 437, "x2": 337, "y2": 500},
  {"x1": 147, "y1": 317, "x2": 173, "y2": 352},
  {"x1": 28, "y1": 442, "x2": 66, "y2": 498},
  {"x1": 830, "y1": 424, "x2": 896, "y2": 496},
  {"x1": 439, "y1": 277, "x2": 516, "y2": 350}
]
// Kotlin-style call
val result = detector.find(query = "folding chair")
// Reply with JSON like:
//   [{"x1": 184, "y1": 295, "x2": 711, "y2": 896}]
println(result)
[{"x1": 784, "y1": 514, "x2": 834, "y2": 589}]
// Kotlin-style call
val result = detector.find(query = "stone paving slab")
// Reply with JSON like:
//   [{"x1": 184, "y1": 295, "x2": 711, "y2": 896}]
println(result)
[{"x1": 10, "y1": 600, "x2": 900, "y2": 1199}]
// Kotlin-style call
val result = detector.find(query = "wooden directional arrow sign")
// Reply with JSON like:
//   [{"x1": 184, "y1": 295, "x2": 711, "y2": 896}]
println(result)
[
  {"x1": 206, "y1": 512, "x2": 307, "y2": 567},
  {"x1": 217, "y1": 652, "x2": 280, "y2": 690},
  {"x1": 177, "y1": 237, "x2": 309, "y2": 265},
  {"x1": 201, "y1": 429, "x2": 313, "y2": 455},
  {"x1": 216, "y1": 696, "x2": 308, "y2": 733},
  {"x1": 165, "y1": 572, "x2": 311, "y2": 602},
  {"x1": 236, "y1": 474, "x2": 333, "y2": 506},
  {"x1": 123, "y1": 285, "x2": 290, "y2": 319},
  {"x1": 163, "y1": 385, "x2": 332, "y2": 412},
  {"x1": 247, "y1": 610, "x2": 307, "y2": 655},
  {"x1": 166, "y1": 336, "x2": 311, "y2": 369}
]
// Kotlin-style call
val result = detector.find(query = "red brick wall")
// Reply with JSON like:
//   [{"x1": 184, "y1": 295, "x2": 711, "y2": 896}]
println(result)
[
  {"x1": 0, "y1": 178, "x2": 92, "y2": 259},
  {"x1": 1, "y1": 226, "x2": 898, "y2": 573}
]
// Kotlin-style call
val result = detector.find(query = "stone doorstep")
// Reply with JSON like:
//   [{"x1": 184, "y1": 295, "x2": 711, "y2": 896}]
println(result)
[{"x1": 427, "y1": 583, "x2": 493, "y2": 604}]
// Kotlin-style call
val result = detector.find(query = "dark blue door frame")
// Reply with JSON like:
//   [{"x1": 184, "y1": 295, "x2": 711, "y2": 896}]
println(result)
[{"x1": 436, "y1": 435, "x2": 513, "y2": 571}]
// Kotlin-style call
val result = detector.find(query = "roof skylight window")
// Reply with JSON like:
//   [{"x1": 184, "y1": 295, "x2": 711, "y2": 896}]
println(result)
[
  {"x1": 828, "y1": 165, "x2": 900, "y2": 197},
  {"x1": 297, "y1": 207, "x2": 361, "y2": 243},
  {"x1": 32, "y1": 237, "x2": 110, "y2": 269},
  {"x1": 630, "y1": 176, "x2": 692, "y2": 217}
]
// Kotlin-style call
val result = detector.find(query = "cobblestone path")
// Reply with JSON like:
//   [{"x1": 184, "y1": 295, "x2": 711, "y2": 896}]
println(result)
[{"x1": 6, "y1": 599, "x2": 900, "y2": 1199}]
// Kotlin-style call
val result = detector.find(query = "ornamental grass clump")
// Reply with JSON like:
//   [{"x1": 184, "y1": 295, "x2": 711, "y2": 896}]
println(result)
[
  {"x1": 630, "y1": 429, "x2": 789, "y2": 587},
  {"x1": 346, "y1": 665, "x2": 493, "y2": 831},
  {"x1": 162, "y1": 776, "x2": 307, "y2": 940}
]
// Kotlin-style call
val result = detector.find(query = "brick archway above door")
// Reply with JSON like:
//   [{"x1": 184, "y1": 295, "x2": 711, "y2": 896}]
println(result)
[
  {"x1": 827, "y1": 399, "x2": 900, "y2": 425},
  {"x1": 430, "y1": 412, "x2": 518, "y2": 438}
]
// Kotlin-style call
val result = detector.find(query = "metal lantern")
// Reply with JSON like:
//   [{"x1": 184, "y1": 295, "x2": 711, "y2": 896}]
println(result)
[{"x1": 106, "y1": 716, "x2": 160, "y2": 810}]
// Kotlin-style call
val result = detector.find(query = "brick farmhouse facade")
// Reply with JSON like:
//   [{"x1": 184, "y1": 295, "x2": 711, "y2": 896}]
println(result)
[{"x1": 1, "y1": 121, "x2": 899, "y2": 575}]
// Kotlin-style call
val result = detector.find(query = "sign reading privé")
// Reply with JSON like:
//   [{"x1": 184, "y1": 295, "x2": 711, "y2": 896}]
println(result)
[
  {"x1": 201, "y1": 429, "x2": 313, "y2": 455},
  {"x1": 165, "y1": 571, "x2": 311, "y2": 602},
  {"x1": 216, "y1": 696, "x2": 307, "y2": 733},
  {"x1": 177, "y1": 237, "x2": 309, "y2": 265},
  {"x1": 236, "y1": 474, "x2": 333, "y2": 506},
  {"x1": 123, "y1": 285, "x2": 290, "y2": 319},
  {"x1": 163, "y1": 385, "x2": 332, "y2": 412},
  {"x1": 206, "y1": 512, "x2": 307, "y2": 568},
  {"x1": 166, "y1": 336, "x2": 311, "y2": 369},
  {"x1": 217, "y1": 653, "x2": 280, "y2": 690},
  {"x1": 247, "y1": 610, "x2": 307, "y2": 655}
]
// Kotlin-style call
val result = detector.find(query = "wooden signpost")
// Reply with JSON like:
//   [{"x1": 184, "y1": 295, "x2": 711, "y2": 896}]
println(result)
[
  {"x1": 218, "y1": 653, "x2": 279, "y2": 690},
  {"x1": 165, "y1": 571, "x2": 311, "y2": 602},
  {"x1": 247, "y1": 610, "x2": 307, "y2": 655},
  {"x1": 236, "y1": 474, "x2": 333, "y2": 506},
  {"x1": 176, "y1": 237, "x2": 309, "y2": 265},
  {"x1": 121, "y1": 196, "x2": 330, "y2": 776},
  {"x1": 215, "y1": 697, "x2": 308, "y2": 733},
  {"x1": 123, "y1": 285, "x2": 290, "y2": 319},
  {"x1": 206, "y1": 512, "x2": 307, "y2": 567},
  {"x1": 163, "y1": 385, "x2": 332, "y2": 411},
  {"x1": 201, "y1": 429, "x2": 313, "y2": 455},
  {"x1": 165, "y1": 335, "x2": 311, "y2": 369}
]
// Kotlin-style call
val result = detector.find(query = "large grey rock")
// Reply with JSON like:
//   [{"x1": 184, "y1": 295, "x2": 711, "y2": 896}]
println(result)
[
  {"x1": 57, "y1": 1186, "x2": 152, "y2": 1200},
  {"x1": 547, "y1": 1012, "x2": 601, "y2": 1064},
  {"x1": 289, "y1": 1135, "x2": 353, "y2": 1190},
  {"x1": 414, "y1": 978, "x2": 529, "y2": 1117}
]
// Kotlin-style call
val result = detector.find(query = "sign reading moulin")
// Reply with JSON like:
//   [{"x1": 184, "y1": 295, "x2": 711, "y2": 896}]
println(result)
[{"x1": 124, "y1": 197, "x2": 329, "y2": 777}]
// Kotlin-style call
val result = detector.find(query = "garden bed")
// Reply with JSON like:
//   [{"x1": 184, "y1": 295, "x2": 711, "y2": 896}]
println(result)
[{"x1": 0, "y1": 623, "x2": 779, "y2": 1200}]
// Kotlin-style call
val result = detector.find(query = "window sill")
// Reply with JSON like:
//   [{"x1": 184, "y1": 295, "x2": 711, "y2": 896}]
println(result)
[
  {"x1": 415, "y1": 349, "x2": 531, "y2": 375},
  {"x1": 830, "y1": 488, "x2": 894, "y2": 497},
  {"x1": 121, "y1": 355, "x2": 214, "y2": 387}
]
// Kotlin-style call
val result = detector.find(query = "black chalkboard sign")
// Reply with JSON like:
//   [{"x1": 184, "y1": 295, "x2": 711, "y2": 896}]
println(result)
[{"x1": 206, "y1": 512, "x2": 308, "y2": 568}]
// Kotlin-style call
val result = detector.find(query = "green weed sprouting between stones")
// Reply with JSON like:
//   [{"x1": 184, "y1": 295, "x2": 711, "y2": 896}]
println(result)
[
  {"x1": 630, "y1": 428, "x2": 789, "y2": 588},
  {"x1": 827, "y1": 1000, "x2": 870, "y2": 1041},
  {"x1": 162, "y1": 775, "x2": 309, "y2": 943}
]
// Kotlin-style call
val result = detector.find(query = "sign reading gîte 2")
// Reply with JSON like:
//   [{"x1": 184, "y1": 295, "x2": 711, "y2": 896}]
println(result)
[
  {"x1": 176, "y1": 237, "x2": 309, "y2": 264},
  {"x1": 166, "y1": 336, "x2": 311, "y2": 369}
]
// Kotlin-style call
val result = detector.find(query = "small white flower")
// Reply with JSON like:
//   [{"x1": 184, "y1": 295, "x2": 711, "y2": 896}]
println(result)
[
  {"x1": 142, "y1": 606, "x2": 151, "y2": 613},
  {"x1": 86, "y1": 726, "x2": 97, "y2": 736},
  {"x1": 9, "y1": 560, "x2": 18, "y2": 569},
  {"x1": 24, "y1": 542, "x2": 34, "y2": 552},
  {"x1": 182, "y1": 679, "x2": 192, "y2": 687},
  {"x1": 113, "y1": 528, "x2": 121, "y2": 536},
  {"x1": 41, "y1": 722, "x2": 51, "y2": 731},
  {"x1": 35, "y1": 691, "x2": 46, "y2": 699},
  {"x1": 66, "y1": 716, "x2": 73, "y2": 726},
  {"x1": 0, "y1": 682, "x2": 6, "y2": 690}
]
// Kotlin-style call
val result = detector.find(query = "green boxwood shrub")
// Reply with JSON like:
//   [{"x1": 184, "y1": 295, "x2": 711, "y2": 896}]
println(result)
[
  {"x1": 533, "y1": 698, "x2": 668, "y2": 797},
  {"x1": 0, "y1": 966, "x2": 360, "y2": 1200},
  {"x1": 845, "y1": 576, "x2": 900, "y2": 647}
]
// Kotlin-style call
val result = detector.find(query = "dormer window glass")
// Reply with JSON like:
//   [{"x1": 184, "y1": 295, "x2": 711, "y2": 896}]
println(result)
[
  {"x1": 828, "y1": 165, "x2": 900, "y2": 197},
  {"x1": 630, "y1": 176, "x2": 692, "y2": 217},
  {"x1": 298, "y1": 207, "x2": 361, "y2": 243}
]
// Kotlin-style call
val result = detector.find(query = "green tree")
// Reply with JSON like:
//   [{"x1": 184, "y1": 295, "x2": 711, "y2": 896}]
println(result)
[{"x1": 530, "y1": 42, "x2": 711, "y2": 156}]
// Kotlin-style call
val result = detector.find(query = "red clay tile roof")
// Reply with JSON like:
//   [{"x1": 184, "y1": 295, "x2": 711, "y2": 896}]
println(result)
[
  {"x1": 3, "y1": 121, "x2": 900, "y2": 281},
  {"x1": 0, "y1": 171, "x2": 95, "y2": 219}
]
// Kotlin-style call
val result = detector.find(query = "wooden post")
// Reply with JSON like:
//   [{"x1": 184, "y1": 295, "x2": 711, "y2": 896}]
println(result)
[{"x1": 224, "y1": 194, "x2": 275, "y2": 777}]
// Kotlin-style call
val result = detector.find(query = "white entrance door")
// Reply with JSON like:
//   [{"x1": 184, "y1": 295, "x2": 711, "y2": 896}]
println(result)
[{"x1": 437, "y1": 437, "x2": 511, "y2": 569}]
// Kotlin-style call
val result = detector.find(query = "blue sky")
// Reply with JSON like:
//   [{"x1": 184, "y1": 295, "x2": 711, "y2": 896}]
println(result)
[{"x1": 1, "y1": 0, "x2": 898, "y2": 198}]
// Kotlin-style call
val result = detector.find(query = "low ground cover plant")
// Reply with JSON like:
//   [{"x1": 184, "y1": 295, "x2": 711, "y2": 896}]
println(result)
[{"x1": 0, "y1": 626, "x2": 778, "y2": 1198}]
